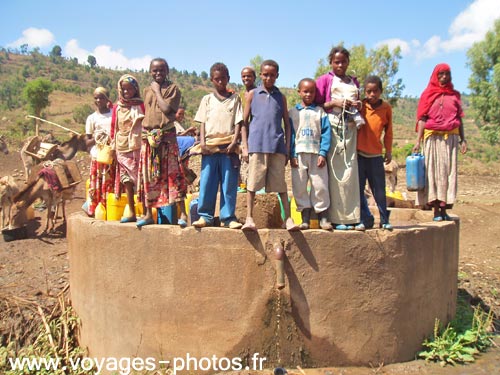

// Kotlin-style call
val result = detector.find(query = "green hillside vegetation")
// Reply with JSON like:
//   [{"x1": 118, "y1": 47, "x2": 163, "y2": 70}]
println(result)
[{"x1": 0, "y1": 49, "x2": 498, "y2": 175}]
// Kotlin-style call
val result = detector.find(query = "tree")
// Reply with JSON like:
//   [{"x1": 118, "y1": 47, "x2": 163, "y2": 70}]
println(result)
[
  {"x1": 50, "y1": 45, "x2": 62, "y2": 57},
  {"x1": 467, "y1": 19, "x2": 500, "y2": 145},
  {"x1": 73, "y1": 104, "x2": 94, "y2": 124},
  {"x1": 315, "y1": 43, "x2": 405, "y2": 105},
  {"x1": 88, "y1": 55, "x2": 97, "y2": 68},
  {"x1": 249, "y1": 55, "x2": 264, "y2": 86},
  {"x1": 23, "y1": 78, "x2": 54, "y2": 133}
]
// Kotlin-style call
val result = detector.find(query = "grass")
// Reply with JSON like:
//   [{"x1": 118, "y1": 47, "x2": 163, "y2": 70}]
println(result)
[
  {"x1": 419, "y1": 291, "x2": 495, "y2": 366},
  {"x1": 0, "y1": 293, "x2": 94, "y2": 375}
]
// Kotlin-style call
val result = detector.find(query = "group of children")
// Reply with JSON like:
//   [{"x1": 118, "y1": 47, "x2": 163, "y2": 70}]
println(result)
[
  {"x1": 86, "y1": 46, "x2": 393, "y2": 232},
  {"x1": 86, "y1": 58, "x2": 188, "y2": 228}
]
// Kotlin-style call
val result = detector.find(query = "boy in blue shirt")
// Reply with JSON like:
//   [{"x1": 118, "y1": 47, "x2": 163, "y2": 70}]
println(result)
[{"x1": 241, "y1": 60, "x2": 298, "y2": 231}]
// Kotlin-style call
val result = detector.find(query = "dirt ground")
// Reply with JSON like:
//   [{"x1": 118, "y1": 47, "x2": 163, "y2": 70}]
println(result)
[{"x1": 1, "y1": 149, "x2": 500, "y2": 374}]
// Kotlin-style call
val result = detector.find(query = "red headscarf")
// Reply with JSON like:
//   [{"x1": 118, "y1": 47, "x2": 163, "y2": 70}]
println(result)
[{"x1": 416, "y1": 63, "x2": 461, "y2": 121}]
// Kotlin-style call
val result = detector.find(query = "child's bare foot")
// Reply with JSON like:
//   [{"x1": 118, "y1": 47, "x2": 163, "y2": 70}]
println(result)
[
  {"x1": 285, "y1": 217, "x2": 300, "y2": 231},
  {"x1": 242, "y1": 217, "x2": 257, "y2": 232}
]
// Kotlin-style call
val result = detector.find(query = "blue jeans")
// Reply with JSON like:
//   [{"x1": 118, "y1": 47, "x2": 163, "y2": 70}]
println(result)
[
  {"x1": 358, "y1": 155, "x2": 390, "y2": 226},
  {"x1": 197, "y1": 153, "x2": 240, "y2": 224}
]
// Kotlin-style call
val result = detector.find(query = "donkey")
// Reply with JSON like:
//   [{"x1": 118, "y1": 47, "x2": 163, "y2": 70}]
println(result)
[
  {"x1": 20, "y1": 133, "x2": 89, "y2": 180},
  {"x1": 11, "y1": 163, "x2": 79, "y2": 233},
  {"x1": 0, "y1": 176, "x2": 19, "y2": 228}
]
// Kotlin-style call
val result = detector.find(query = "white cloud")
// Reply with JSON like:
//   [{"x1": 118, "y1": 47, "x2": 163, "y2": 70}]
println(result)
[
  {"x1": 420, "y1": 0, "x2": 500, "y2": 58},
  {"x1": 377, "y1": 0, "x2": 500, "y2": 61},
  {"x1": 7, "y1": 27, "x2": 55, "y2": 49},
  {"x1": 375, "y1": 38, "x2": 412, "y2": 55},
  {"x1": 417, "y1": 36, "x2": 442, "y2": 60},
  {"x1": 64, "y1": 39, "x2": 152, "y2": 71},
  {"x1": 64, "y1": 39, "x2": 89, "y2": 62}
]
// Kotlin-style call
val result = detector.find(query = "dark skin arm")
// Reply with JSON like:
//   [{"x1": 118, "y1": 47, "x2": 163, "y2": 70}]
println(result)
[
  {"x1": 241, "y1": 90, "x2": 254, "y2": 163},
  {"x1": 458, "y1": 119, "x2": 467, "y2": 154},
  {"x1": 412, "y1": 120, "x2": 426, "y2": 153},
  {"x1": 151, "y1": 81, "x2": 173, "y2": 115},
  {"x1": 282, "y1": 95, "x2": 291, "y2": 165},
  {"x1": 199, "y1": 122, "x2": 211, "y2": 155}
]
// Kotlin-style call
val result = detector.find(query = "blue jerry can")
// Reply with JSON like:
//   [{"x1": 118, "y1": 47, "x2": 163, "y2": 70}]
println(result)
[
  {"x1": 157, "y1": 204, "x2": 178, "y2": 224},
  {"x1": 406, "y1": 153, "x2": 425, "y2": 191},
  {"x1": 189, "y1": 198, "x2": 200, "y2": 225}
]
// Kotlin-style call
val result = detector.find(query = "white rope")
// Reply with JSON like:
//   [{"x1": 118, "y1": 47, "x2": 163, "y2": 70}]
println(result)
[{"x1": 329, "y1": 99, "x2": 352, "y2": 183}]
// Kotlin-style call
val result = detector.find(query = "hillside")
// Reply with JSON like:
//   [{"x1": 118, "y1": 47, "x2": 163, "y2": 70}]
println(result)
[{"x1": 0, "y1": 50, "x2": 499, "y2": 175}]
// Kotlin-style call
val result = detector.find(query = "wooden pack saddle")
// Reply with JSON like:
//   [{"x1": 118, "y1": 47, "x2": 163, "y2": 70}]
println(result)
[
  {"x1": 29, "y1": 159, "x2": 82, "y2": 189},
  {"x1": 23, "y1": 136, "x2": 59, "y2": 161}
]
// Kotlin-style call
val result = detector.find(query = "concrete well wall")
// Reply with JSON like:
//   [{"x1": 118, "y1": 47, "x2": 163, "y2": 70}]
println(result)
[{"x1": 68, "y1": 209, "x2": 459, "y2": 371}]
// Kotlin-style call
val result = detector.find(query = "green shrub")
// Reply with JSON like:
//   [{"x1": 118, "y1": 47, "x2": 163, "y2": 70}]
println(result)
[{"x1": 419, "y1": 293, "x2": 494, "y2": 366}]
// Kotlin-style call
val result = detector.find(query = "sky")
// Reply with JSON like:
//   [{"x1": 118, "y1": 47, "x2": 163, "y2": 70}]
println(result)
[{"x1": 0, "y1": 0, "x2": 499, "y2": 97}]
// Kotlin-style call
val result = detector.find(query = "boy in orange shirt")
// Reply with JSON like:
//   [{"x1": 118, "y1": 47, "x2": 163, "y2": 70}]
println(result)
[{"x1": 356, "y1": 76, "x2": 393, "y2": 230}]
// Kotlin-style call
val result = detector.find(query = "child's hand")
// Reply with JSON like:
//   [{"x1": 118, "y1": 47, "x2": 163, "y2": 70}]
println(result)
[
  {"x1": 241, "y1": 146, "x2": 249, "y2": 163},
  {"x1": 200, "y1": 143, "x2": 211, "y2": 155},
  {"x1": 150, "y1": 81, "x2": 161, "y2": 94},
  {"x1": 290, "y1": 158, "x2": 298, "y2": 168},
  {"x1": 317, "y1": 155, "x2": 326, "y2": 168},
  {"x1": 384, "y1": 152, "x2": 392, "y2": 164},
  {"x1": 226, "y1": 142, "x2": 237, "y2": 154},
  {"x1": 186, "y1": 126, "x2": 197, "y2": 137},
  {"x1": 353, "y1": 100, "x2": 362, "y2": 110}
]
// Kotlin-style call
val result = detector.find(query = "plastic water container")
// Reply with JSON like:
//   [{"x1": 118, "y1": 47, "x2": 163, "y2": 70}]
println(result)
[
  {"x1": 121, "y1": 195, "x2": 143, "y2": 218},
  {"x1": 85, "y1": 179, "x2": 90, "y2": 202},
  {"x1": 106, "y1": 193, "x2": 127, "y2": 221},
  {"x1": 95, "y1": 202, "x2": 106, "y2": 221},
  {"x1": 134, "y1": 195, "x2": 143, "y2": 216},
  {"x1": 406, "y1": 153, "x2": 425, "y2": 191},
  {"x1": 189, "y1": 198, "x2": 200, "y2": 224},
  {"x1": 184, "y1": 193, "x2": 192, "y2": 216},
  {"x1": 157, "y1": 204, "x2": 178, "y2": 225},
  {"x1": 290, "y1": 197, "x2": 319, "y2": 229},
  {"x1": 290, "y1": 197, "x2": 301, "y2": 224}
]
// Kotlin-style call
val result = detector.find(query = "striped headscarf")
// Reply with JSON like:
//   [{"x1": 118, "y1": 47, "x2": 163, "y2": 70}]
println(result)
[{"x1": 117, "y1": 74, "x2": 143, "y2": 107}]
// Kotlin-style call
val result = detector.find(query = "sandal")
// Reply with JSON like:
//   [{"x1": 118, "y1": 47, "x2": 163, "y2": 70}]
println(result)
[
  {"x1": 136, "y1": 217, "x2": 155, "y2": 227},
  {"x1": 120, "y1": 216, "x2": 137, "y2": 223},
  {"x1": 225, "y1": 221, "x2": 243, "y2": 229},
  {"x1": 178, "y1": 218, "x2": 187, "y2": 228},
  {"x1": 192, "y1": 217, "x2": 211, "y2": 228},
  {"x1": 354, "y1": 223, "x2": 366, "y2": 231},
  {"x1": 299, "y1": 222, "x2": 310, "y2": 230},
  {"x1": 442, "y1": 214, "x2": 452, "y2": 221},
  {"x1": 433, "y1": 216, "x2": 443, "y2": 222}
]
